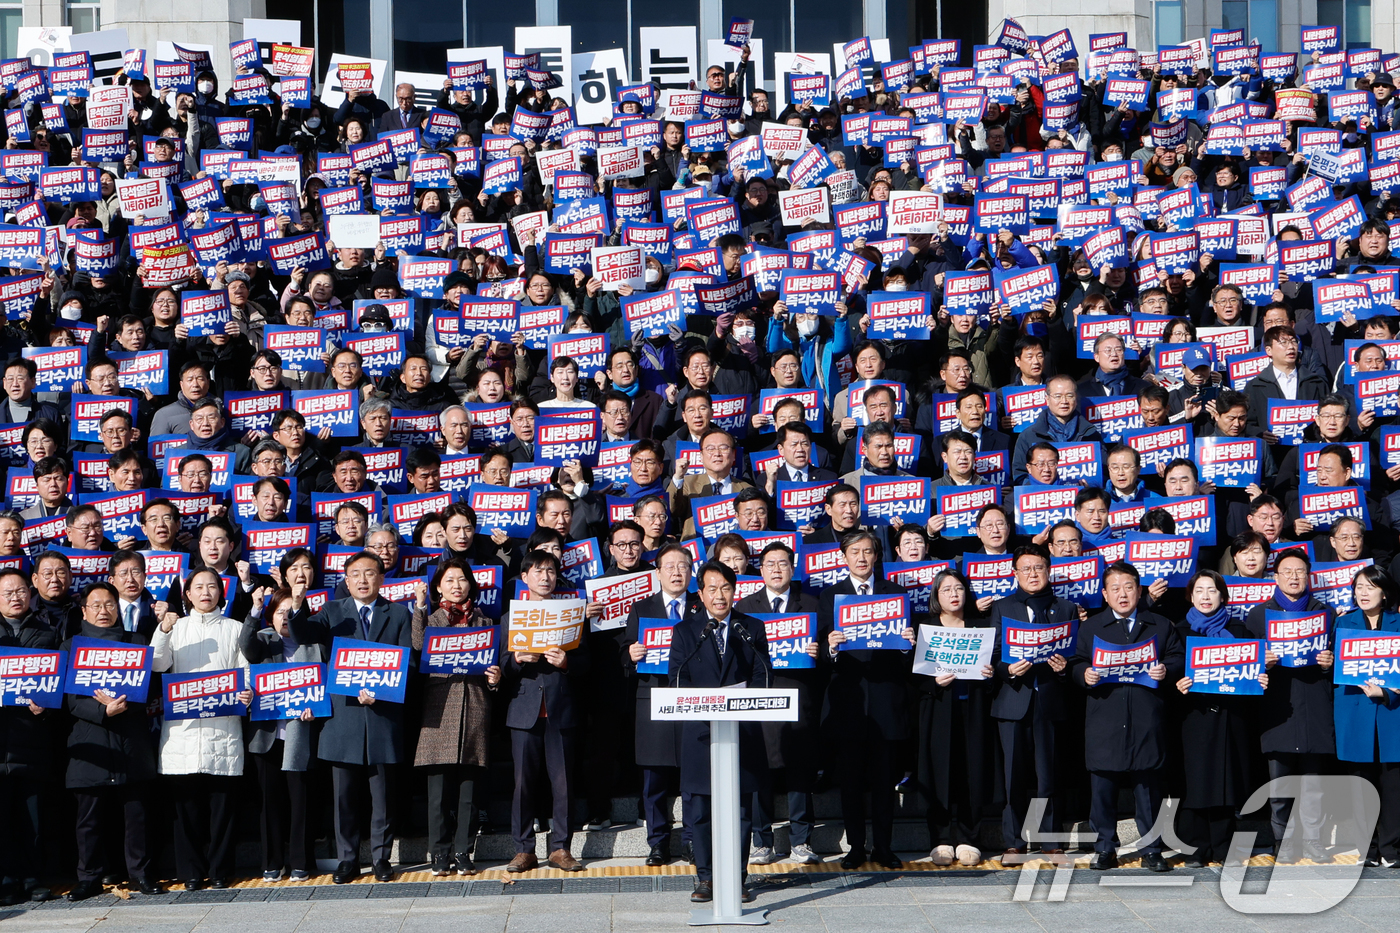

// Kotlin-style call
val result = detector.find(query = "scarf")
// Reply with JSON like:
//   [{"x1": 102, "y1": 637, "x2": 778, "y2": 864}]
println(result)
[
  {"x1": 1274, "y1": 589, "x2": 1311, "y2": 612},
  {"x1": 438, "y1": 599, "x2": 473, "y2": 628},
  {"x1": 1096, "y1": 367, "x2": 1128, "y2": 394},
  {"x1": 626, "y1": 478, "x2": 667, "y2": 498},
  {"x1": 1076, "y1": 522, "x2": 1116, "y2": 549},
  {"x1": 862, "y1": 460, "x2": 899, "y2": 476},
  {"x1": 799, "y1": 333, "x2": 821, "y2": 388},
  {"x1": 615, "y1": 379, "x2": 640, "y2": 398},
  {"x1": 187, "y1": 424, "x2": 234, "y2": 450},
  {"x1": 1007, "y1": 585, "x2": 1055, "y2": 623},
  {"x1": 1045, "y1": 412, "x2": 1082, "y2": 443},
  {"x1": 1186, "y1": 605, "x2": 1231, "y2": 637}
]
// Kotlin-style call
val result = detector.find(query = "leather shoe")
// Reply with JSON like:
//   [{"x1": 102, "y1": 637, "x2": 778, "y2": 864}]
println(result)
[
  {"x1": 999, "y1": 847, "x2": 1027, "y2": 863},
  {"x1": 1039, "y1": 847, "x2": 1065, "y2": 856},
  {"x1": 742, "y1": 883, "x2": 757, "y2": 903},
  {"x1": 209, "y1": 878, "x2": 229, "y2": 890},
  {"x1": 1181, "y1": 853, "x2": 1207, "y2": 869},
  {"x1": 690, "y1": 880, "x2": 713, "y2": 902},
  {"x1": 681, "y1": 841, "x2": 695, "y2": 865},
  {"x1": 839, "y1": 849, "x2": 867, "y2": 870},
  {"x1": 67, "y1": 880, "x2": 104, "y2": 902},
  {"x1": 873, "y1": 850, "x2": 902, "y2": 870},
  {"x1": 135, "y1": 877, "x2": 163, "y2": 896},
  {"x1": 645, "y1": 844, "x2": 670, "y2": 867},
  {"x1": 332, "y1": 861, "x2": 358, "y2": 885},
  {"x1": 1143, "y1": 852, "x2": 1171, "y2": 873},
  {"x1": 101, "y1": 874, "x2": 126, "y2": 886},
  {"x1": 549, "y1": 849, "x2": 583, "y2": 872},
  {"x1": 373, "y1": 860, "x2": 394, "y2": 882},
  {"x1": 1090, "y1": 851, "x2": 1118, "y2": 871},
  {"x1": 1303, "y1": 841, "x2": 1333, "y2": 864},
  {"x1": 506, "y1": 852, "x2": 538, "y2": 873},
  {"x1": 184, "y1": 879, "x2": 203, "y2": 892}
]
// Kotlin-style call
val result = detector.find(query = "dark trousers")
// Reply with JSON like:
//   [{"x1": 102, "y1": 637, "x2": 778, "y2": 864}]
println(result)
[
  {"x1": 510, "y1": 718, "x2": 575, "y2": 853},
  {"x1": 332, "y1": 763, "x2": 393, "y2": 865},
  {"x1": 752, "y1": 786, "x2": 813, "y2": 848},
  {"x1": 1267, "y1": 752, "x2": 1328, "y2": 844},
  {"x1": 170, "y1": 774, "x2": 239, "y2": 881},
  {"x1": 425, "y1": 764, "x2": 483, "y2": 858},
  {"x1": 641, "y1": 766, "x2": 692, "y2": 849},
  {"x1": 923, "y1": 706, "x2": 988, "y2": 848},
  {"x1": 73, "y1": 784, "x2": 151, "y2": 883},
  {"x1": 0, "y1": 773, "x2": 41, "y2": 885},
  {"x1": 1353, "y1": 762, "x2": 1400, "y2": 861},
  {"x1": 253, "y1": 748, "x2": 311, "y2": 873},
  {"x1": 684, "y1": 792, "x2": 753, "y2": 883},
  {"x1": 838, "y1": 733, "x2": 897, "y2": 856},
  {"x1": 583, "y1": 680, "x2": 630, "y2": 816},
  {"x1": 998, "y1": 708, "x2": 1059, "y2": 849},
  {"x1": 1177, "y1": 805, "x2": 1237, "y2": 863},
  {"x1": 1089, "y1": 770, "x2": 1162, "y2": 855}
]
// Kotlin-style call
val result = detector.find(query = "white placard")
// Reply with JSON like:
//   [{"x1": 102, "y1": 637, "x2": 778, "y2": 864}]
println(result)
[
  {"x1": 536, "y1": 147, "x2": 580, "y2": 186},
  {"x1": 516, "y1": 26, "x2": 574, "y2": 102},
  {"x1": 573, "y1": 48, "x2": 628, "y2": 126},
  {"x1": 320, "y1": 53, "x2": 390, "y2": 109},
  {"x1": 650, "y1": 687, "x2": 800, "y2": 721},
  {"x1": 591, "y1": 245, "x2": 646, "y2": 291},
  {"x1": 640, "y1": 26, "x2": 697, "y2": 91},
  {"x1": 778, "y1": 186, "x2": 832, "y2": 226},
  {"x1": 115, "y1": 177, "x2": 172, "y2": 218},
  {"x1": 328, "y1": 213, "x2": 381, "y2": 249},
  {"x1": 241, "y1": 18, "x2": 303, "y2": 72},
  {"x1": 913, "y1": 624, "x2": 996, "y2": 679},
  {"x1": 598, "y1": 144, "x2": 644, "y2": 179},
  {"x1": 886, "y1": 189, "x2": 942, "y2": 234},
  {"x1": 17, "y1": 27, "x2": 72, "y2": 67},
  {"x1": 394, "y1": 70, "x2": 449, "y2": 112},
  {"x1": 87, "y1": 85, "x2": 132, "y2": 130}
]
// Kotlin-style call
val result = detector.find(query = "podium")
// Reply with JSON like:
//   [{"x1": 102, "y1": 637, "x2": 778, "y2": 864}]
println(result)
[{"x1": 652, "y1": 687, "x2": 800, "y2": 927}]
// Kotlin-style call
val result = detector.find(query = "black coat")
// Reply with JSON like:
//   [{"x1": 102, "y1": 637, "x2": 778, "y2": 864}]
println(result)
[
  {"x1": 1245, "y1": 597, "x2": 1336, "y2": 755},
  {"x1": 0, "y1": 614, "x2": 60, "y2": 777},
  {"x1": 988, "y1": 591, "x2": 1081, "y2": 722},
  {"x1": 624, "y1": 591, "x2": 700, "y2": 768},
  {"x1": 667, "y1": 608, "x2": 770, "y2": 794},
  {"x1": 501, "y1": 598, "x2": 591, "y2": 730},
  {"x1": 912, "y1": 616, "x2": 996, "y2": 818},
  {"x1": 29, "y1": 593, "x2": 81, "y2": 641},
  {"x1": 736, "y1": 587, "x2": 823, "y2": 773},
  {"x1": 1069, "y1": 609, "x2": 1184, "y2": 772},
  {"x1": 817, "y1": 577, "x2": 913, "y2": 742},
  {"x1": 288, "y1": 595, "x2": 416, "y2": 765},
  {"x1": 62, "y1": 622, "x2": 158, "y2": 788},
  {"x1": 1172, "y1": 616, "x2": 1260, "y2": 808}
]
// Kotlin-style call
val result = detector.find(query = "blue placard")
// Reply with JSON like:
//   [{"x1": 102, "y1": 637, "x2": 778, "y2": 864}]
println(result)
[
  {"x1": 636, "y1": 617, "x2": 674, "y2": 674},
  {"x1": 753, "y1": 612, "x2": 816, "y2": 669},
  {"x1": 1335, "y1": 630, "x2": 1400, "y2": 689},
  {"x1": 419, "y1": 626, "x2": 498, "y2": 675},
  {"x1": 63, "y1": 636, "x2": 152, "y2": 702},
  {"x1": 1195, "y1": 436, "x2": 1262, "y2": 488},
  {"x1": 162, "y1": 668, "x2": 247, "y2": 721},
  {"x1": 0, "y1": 647, "x2": 66, "y2": 707},
  {"x1": 328, "y1": 636, "x2": 409, "y2": 702},
  {"x1": 999, "y1": 617, "x2": 1076, "y2": 664},
  {"x1": 250, "y1": 662, "x2": 331, "y2": 720},
  {"x1": 1186, "y1": 636, "x2": 1265, "y2": 695},
  {"x1": 833, "y1": 592, "x2": 913, "y2": 651},
  {"x1": 1265, "y1": 610, "x2": 1330, "y2": 667},
  {"x1": 1091, "y1": 636, "x2": 1159, "y2": 687}
]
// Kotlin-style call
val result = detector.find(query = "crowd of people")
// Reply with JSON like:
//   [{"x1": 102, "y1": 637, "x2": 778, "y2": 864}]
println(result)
[{"x1": 3, "y1": 16, "x2": 1400, "y2": 910}]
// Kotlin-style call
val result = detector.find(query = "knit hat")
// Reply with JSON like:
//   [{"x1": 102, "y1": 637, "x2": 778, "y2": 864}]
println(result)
[
  {"x1": 1172, "y1": 166, "x2": 1195, "y2": 185},
  {"x1": 370, "y1": 264, "x2": 399, "y2": 290},
  {"x1": 443, "y1": 270, "x2": 474, "y2": 293}
]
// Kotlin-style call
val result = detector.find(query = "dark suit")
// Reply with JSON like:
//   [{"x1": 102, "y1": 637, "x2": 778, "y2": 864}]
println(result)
[
  {"x1": 289, "y1": 594, "x2": 415, "y2": 865},
  {"x1": 376, "y1": 106, "x2": 426, "y2": 133},
  {"x1": 988, "y1": 590, "x2": 1081, "y2": 850},
  {"x1": 1069, "y1": 608, "x2": 1184, "y2": 855},
  {"x1": 769, "y1": 463, "x2": 838, "y2": 486},
  {"x1": 736, "y1": 587, "x2": 822, "y2": 849},
  {"x1": 817, "y1": 576, "x2": 913, "y2": 859},
  {"x1": 502, "y1": 596, "x2": 592, "y2": 854},
  {"x1": 624, "y1": 591, "x2": 699, "y2": 849},
  {"x1": 666, "y1": 608, "x2": 770, "y2": 882}
]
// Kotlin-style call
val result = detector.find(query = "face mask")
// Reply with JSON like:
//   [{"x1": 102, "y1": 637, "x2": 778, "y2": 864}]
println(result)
[
  {"x1": 728, "y1": 121, "x2": 744, "y2": 134},
  {"x1": 569, "y1": 326, "x2": 592, "y2": 334},
  {"x1": 198, "y1": 81, "x2": 214, "y2": 95},
  {"x1": 248, "y1": 194, "x2": 265, "y2": 212},
  {"x1": 60, "y1": 304, "x2": 82, "y2": 321},
  {"x1": 360, "y1": 323, "x2": 387, "y2": 334},
  {"x1": 1076, "y1": 269, "x2": 1093, "y2": 280},
  {"x1": 1025, "y1": 321, "x2": 1048, "y2": 337},
  {"x1": 885, "y1": 282, "x2": 907, "y2": 292},
  {"x1": 733, "y1": 325, "x2": 755, "y2": 341},
  {"x1": 797, "y1": 319, "x2": 819, "y2": 338},
  {"x1": 305, "y1": 117, "x2": 321, "y2": 129},
  {"x1": 644, "y1": 268, "x2": 661, "y2": 285}
]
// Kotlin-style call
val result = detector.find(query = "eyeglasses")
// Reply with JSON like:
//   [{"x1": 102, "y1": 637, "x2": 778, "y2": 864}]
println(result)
[
  {"x1": 181, "y1": 470, "x2": 211, "y2": 479},
  {"x1": 69, "y1": 522, "x2": 102, "y2": 533},
  {"x1": 255, "y1": 457, "x2": 286, "y2": 467},
  {"x1": 1276, "y1": 568, "x2": 1308, "y2": 578},
  {"x1": 612, "y1": 540, "x2": 642, "y2": 551},
  {"x1": 252, "y1": 364, "x2": 281, "y2": 374},
  {"x1": 701, "y1": 445, "x2": 732, "y2": 454}
]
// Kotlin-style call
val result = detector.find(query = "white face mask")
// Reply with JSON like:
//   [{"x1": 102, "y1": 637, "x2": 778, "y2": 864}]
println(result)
[
  {"x1": 797, "y1": 318, "x2": 819, "y2": 338},
  {"x1": 248, "y1": 194, "x2": 265, "y2": 212},
  {"x1": 305, "y1": 117, "x2": 321, "y2": 129},
  {"x1": 198, "y1": 81, "x2": 214, "y2": 95},
  {"x1": 885, "y1": 282, "x2": 907, "y2": 292},
  {"x1": 728, "y1": 121, "x2": 744, "y2": 134},
  {"x1": 569, "y1": 326, "x2": 592, "y2": 334},
  {"x1": 644, "y1": 268, "x2": 661, "y2": 285},
  {"x1": 60, "y1": 304, "x2": 82, "y2": 320},
  {"x1": 733, "y1": 325, "x2": 755, "y2": 341}
]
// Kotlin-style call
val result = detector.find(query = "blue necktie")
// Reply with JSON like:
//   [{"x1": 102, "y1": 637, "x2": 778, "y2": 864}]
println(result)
[
  {"x1": 669, "y1": 599, "x2": 682, "y2": 622},
  {"x1": 359, "y1": 605, "x2": 372, "y2": 640}
]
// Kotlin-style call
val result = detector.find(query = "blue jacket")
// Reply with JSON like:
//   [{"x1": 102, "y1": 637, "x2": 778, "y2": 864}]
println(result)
[
  {"x1": 766, "y1": 315, "x2": 854, "y2": 411},
  {"x1": 1333, "y1": 608, "x2": 1400, "y2": 763}
]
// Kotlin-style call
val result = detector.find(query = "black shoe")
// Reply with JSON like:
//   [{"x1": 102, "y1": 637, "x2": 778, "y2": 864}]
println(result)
[
  {"x1": 454, "y1": 853, "x2": 478, "y2": 876},
  {"x1": 67, "y1": 880, "x2": 104, "y2": 902},
  {"x1": 1143, "y1": 852, "x2": 1171, "y2": 873},
  {"x1": 873, "y1": 850, "x2": 902, "y2": 870},
  {"x1": 691, "y1": 880, "x2": 712, "y2": 903},
  {"x1": 1181, "y1": 853, "x2": 1207, "y2": 869},
  {"x1": 742, "y1": 884, "x2": 757, "y2": 903},
  {"x1": 429, "y1": 855, "x2": 451, "y2": 877},
  {"x1": 135, "y1": 877, "x2": 163, "y2": 896},
  {"x1": 646, "y1": 844, "x2": 670, "y2": 867},
  {"x1": 100, "y1": 874, "x2": 126, "y2": 887},
  {"x1": 184, "y1": 879, "x2": 203, "y2": 892},
  {"x1": 1303, "y1": 841, "x2": 1333, "y2": 864},
  {"x1": 682, "y1": 841, "x2": 695, "y2": 865},
  {"x1": 209, "y1": 878, "x2": 229, "y2": 890},
  {"x1": 332, "y1": 861, "x2": 358, "y2": 885},
  {"x1": 373, "y1": 860, "x2": 394, "y2": 883},
  {"x1": 1274, "y1": 841, "x2": 1297, "y2": 864},
  {"x1": 840, "y1": 850, "x2": 867, "y2": 870},
  {"x1": 22, "y1": 881, "x2": 50, "y2": 903},
  {"x1": 1090, "y1": 851, "x2": 1117, "y2": 870}
]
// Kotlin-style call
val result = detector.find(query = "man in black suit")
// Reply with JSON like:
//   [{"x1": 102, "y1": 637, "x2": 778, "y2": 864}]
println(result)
[
  {"x1": 989, "y1": 544, "x2": 1081, "y2": 861},
  {"x1": 817, "y1": 531, "x2": 913, "y2": 870},
  {"x1": 928, "y1": 388, "x2": 1011, "y2": 477},
  {"x1": 287, "y1": 551, "x2": 415, "y2": 884},
  {"x1": 1068, "y1": 561, "x2": 1183, "y2": 872},
  {"x1": 624, "y1": 543, "x2": 700, "y2": 866},
  {"x1": 376, "y1": 82, "x2": 426, "y2": 133},
  {"x1": 502, "y1": 550, "x2": 590, "y2": 873},
  {"x1": 735, "y1": 542, "x2": 823, "y2": 865},
  {"x1": 761, "y1": 422, "x2": 837, "y2": 495},
  {"x1": 668, "y1": 560, "x2": 770, "y2": 904},
  {"x1": 1076, "y1": 333, "x2": 1149, "y2": 399}
]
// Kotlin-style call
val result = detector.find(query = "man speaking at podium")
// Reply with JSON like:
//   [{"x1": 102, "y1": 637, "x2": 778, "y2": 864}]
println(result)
[{"x1": 668, "y1": 560, "x2": 772, "y2": 904}]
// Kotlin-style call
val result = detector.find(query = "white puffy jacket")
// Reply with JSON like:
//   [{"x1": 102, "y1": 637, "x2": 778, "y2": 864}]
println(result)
[{"x1": 151, "y1": 610, "x2": 250, "y2": 777}]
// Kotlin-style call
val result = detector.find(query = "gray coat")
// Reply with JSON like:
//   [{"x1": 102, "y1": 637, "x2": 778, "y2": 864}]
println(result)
[{"x1": 238, "y1": 615, "x2": 325, "y2": 770}]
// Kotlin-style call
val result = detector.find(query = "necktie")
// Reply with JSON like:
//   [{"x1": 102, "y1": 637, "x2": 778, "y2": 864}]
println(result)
[
  {"x1": 859, "y1": 583, "x2": 870, "y2": 596},
  {"x1": 669, "y1": 599, "x2": 682, "y2": 622},
  {"x1": 360, "y1": 605, "x2": 372, "y2": 640},
  {"x1": 709, "y1": 481, "x2": 722, "y2": 497},
  {"x1": 123, "y1": 603, "x2": 135, "y2": 632},
  {"x1": 715, "y1": 620, "x2": 726, "y2": 654},
  {"x1": 401, "y1": 109, "x2": 410, "y2": 128},
  {"x1": 794, "y1": 470, "x2": 806, "y2": 483},
  {"x1": 772, "y1": 595, "x2": 784, "y2": 614}
]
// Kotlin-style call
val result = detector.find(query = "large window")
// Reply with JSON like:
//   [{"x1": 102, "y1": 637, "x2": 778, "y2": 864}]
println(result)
[
  {"x1": 1319, "y1": 0, "x2": 1370, "y2": 48},
  {"x1": 1221, "y1": 0, "x2": 1278, "y2": 52},
  {"x1": 559, "y1": 0, "x2": 628, "y2": 55},
  {"x1": 465, "y1": 5, "x2": 535, "y2": 51},
  {"x1": 394, "y1": 0, "x2": 465, "y2": 74},
  {"x1": 318, "y1": 0, "x2": 373, "y2": 58},
  {"x1": 723, "y1": 0, "x2": 790, "y2": 58},
  {"x1": 67, "y1": 0, "x2": 100, "y2": 34},
  {"x1": 1156, "y1": 0, "x2": 1184, "y2": 46},
  {"x1": 794, "y1": 0, "x2": 861, "y2": 61}
]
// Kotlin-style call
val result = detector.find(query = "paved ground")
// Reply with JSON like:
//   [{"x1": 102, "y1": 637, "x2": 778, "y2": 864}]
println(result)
[{"x1": 5, "y1": 862, "x2": 1400, "y2": 933}]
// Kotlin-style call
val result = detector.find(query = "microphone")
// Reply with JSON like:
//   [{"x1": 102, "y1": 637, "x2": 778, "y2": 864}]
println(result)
[
  {"x1": 731, "y1": 619, "x2": 772, "y2": 689},
  {"x1": 669, "y1": 618, "x2": 720, "y2": 687}
]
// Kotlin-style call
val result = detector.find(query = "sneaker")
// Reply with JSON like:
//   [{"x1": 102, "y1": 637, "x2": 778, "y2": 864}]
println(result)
[
  {"x1": 430, "y1": 855, "x2": 452, "y2": 877},
  {"x1": 789, "y1": 844, "x2": 820, "y2": 865},
  {"x1": 748, "y1": 846, "x2": 778, "y2": 865},
  {"x1": 929, "y1": 845, "x2": 955, "y2": 866},
  {"x1": 955, "y1": 845, "x2": 982, "y2": 866},
  {"x1": 262, "y1": 869, "x2": 285, "y2": 882},
  {"x1": 290, "y1": 870, "x2": 311, "y2": 882},
  {"x1": 585, "y1": 814, "x2": 612, "y2": 830}
]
